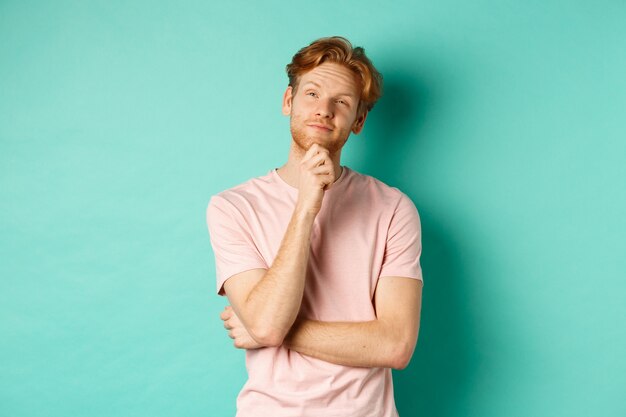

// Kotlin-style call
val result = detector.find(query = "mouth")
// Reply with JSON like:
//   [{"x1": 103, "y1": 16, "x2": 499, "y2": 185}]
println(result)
[{"x1": 307, "y1": 124, "x2": 334, "y2": 132}]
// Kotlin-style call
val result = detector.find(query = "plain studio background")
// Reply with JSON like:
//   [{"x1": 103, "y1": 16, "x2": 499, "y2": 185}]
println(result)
[{"x1": 1, "y1": 1, "x2": 624, "y2": 416}]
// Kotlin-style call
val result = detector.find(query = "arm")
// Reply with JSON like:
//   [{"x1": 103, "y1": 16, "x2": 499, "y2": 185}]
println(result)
[
  {"x1": 214, "y1": 144, "x2": 337, "y2": 347},
  {"x1": 284, "y1": 276, "x2": 422, "y2": 369},
  {"x1": 222, "y1": 208, "x2": 315, "y2": 347},
  {"x1": 222, "y1": 276, "x2": 423, "y2": 369},
  {"x1": 218, "y1": 162, "x2": 423, "y2": 358}
]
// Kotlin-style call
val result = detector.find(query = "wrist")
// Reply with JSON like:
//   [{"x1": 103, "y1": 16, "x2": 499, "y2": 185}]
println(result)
[{"x1": 293, "y1": 204, "x2": 318, "y2": 222}]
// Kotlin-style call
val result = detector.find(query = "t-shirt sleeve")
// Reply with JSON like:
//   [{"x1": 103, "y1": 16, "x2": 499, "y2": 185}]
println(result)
[
  {"x1": 378, "y1": 193, "x2": 423, "y2": 283},
  {"x1": 206, "y1": 194, "x2": 268, "y2": 296}
]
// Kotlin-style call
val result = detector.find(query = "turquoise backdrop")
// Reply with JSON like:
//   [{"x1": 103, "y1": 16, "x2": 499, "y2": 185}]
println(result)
[{"x1": 1, "y1": 1, "x2": 624, "y2": 416}]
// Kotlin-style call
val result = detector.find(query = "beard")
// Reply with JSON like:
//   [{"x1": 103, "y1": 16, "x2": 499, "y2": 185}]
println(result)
[{"x1": 290, "y1": 114, "x2": 351, "y2": 157}]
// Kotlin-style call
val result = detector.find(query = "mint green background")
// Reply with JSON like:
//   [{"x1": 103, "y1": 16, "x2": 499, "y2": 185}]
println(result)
[{"x1": 1, "y1": 1, "x2": 624, "y2": 416}]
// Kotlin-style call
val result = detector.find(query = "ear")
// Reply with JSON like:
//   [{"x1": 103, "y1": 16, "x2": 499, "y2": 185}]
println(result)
[
  {"x1": 282, "y1": 86, "x2": 293, "y2": 116},
  {"x1": 352, "y1": 110, "x2": 368, "y2": 134}
]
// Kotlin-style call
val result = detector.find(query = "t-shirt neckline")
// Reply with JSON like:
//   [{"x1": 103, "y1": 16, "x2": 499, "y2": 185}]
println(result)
[{"x1": 270, "y1": 165, "x2": 349, "y2": 194}]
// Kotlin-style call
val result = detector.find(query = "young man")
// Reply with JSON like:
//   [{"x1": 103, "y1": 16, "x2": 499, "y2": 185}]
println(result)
[{"x1": 206, "y1": 36, "x2": 423, "y2": 417}]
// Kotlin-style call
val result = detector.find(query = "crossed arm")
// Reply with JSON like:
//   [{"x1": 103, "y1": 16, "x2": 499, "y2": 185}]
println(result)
[
  {"x1": 221, "y1": 270, "x2": 423, "y2": 370},
  {"x1": 211, "y1": 187, "x2": 423, "y2": 370}
]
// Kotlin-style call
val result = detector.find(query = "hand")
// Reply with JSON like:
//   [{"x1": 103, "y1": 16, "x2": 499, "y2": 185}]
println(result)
[
  {"x1": 220, "y1": 305, "x2": 266, "y2": 350},
  {"x1": 296, "y1": 143, "x2": 337, "y2": 215}
]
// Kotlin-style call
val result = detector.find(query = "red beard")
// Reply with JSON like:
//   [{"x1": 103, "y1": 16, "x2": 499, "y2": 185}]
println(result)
[{"x1": 289, "y1": 115, "x2": 351, "y2": 156}]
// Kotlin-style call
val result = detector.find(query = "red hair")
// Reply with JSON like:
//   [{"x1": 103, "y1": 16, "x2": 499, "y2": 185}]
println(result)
[{"x1": 286, "y1": 36, "x2": 383, "y2": 117}]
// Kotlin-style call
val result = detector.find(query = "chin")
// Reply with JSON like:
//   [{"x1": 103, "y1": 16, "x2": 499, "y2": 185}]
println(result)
[{"x1": 298, "y1": 137, "x2": 329, "y2": 152}]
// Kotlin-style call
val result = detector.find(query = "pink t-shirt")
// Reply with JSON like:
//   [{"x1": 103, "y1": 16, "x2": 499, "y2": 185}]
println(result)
[{"x1": 206, "y1": 166, "x2": 423, "y2": 417}]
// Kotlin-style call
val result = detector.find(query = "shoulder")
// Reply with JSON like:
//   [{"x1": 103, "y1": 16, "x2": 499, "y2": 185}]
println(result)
[
  {"x1": 207, "y1": 170, "x2": 275, "y2": 211},
  {"x1": 345, "y1": 167, "x2": 415, "y2": 209}
]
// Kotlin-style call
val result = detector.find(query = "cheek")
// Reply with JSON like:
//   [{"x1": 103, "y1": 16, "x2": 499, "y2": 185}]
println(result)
[
  {"x1": 342, "y1": 112, "x2": 358, "y2": 127},
  {"x1": 288, "y1": 104, "x2": 303, "y2": 118},
  {"x1": 339, "y1": 104, "x2": 357, "y2": 117},
  {"x1": 290, "y1": 112, "x2": 306, "y2": 124}
]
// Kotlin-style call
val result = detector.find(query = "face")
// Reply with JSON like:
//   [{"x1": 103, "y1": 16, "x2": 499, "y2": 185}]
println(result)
[{"x1": 282, "y1": 62, "x2": 368, "y2": 155}]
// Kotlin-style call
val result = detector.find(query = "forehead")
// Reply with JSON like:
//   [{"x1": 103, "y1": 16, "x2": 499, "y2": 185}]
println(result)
[{"x1": 298, "y1": 62, "x2": 359, "y2": 97}]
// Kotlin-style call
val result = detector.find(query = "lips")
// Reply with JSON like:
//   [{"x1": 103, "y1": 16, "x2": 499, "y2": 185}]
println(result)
[{"x1": 307, "y1": 123, "x2": 334, "y2": 131}]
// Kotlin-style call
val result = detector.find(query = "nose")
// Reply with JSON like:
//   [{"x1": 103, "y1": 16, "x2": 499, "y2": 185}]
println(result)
[{"x1": 315, "y1": 99, "x2": 334, "y2": 118}]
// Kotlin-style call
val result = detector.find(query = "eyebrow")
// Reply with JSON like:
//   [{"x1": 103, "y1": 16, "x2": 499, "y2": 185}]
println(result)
[{"x1": 301, "y1": 81, "x2": 355, "y2": 98}]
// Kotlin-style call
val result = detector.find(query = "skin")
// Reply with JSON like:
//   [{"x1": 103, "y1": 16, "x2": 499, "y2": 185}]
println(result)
[{"x1": 218, "y1": 62, "x2": 423, "y2": 369}]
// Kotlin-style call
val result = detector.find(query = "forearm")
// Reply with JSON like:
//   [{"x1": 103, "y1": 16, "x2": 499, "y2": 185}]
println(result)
[
  {"x1": 283, "y1": 317, "x2": 409, "y2": 369},
  {"x1": 244, "y1": 207, "x2": 316, "y2": 345}
]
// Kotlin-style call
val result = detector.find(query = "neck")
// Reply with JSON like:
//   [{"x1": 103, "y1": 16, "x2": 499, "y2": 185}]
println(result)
[{"x1": 276, "y1": 140, "x2": 343, "y2": 188}]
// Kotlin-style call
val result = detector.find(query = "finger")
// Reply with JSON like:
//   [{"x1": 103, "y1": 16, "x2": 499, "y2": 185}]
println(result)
[
  {"x1": 305, "y1": 152, "x2": 331, "y2": 169},
  {"x1": 320, "y1": 173, "x2": 335, "y2": 189},
  {"x1": 311, "y1": 165, "x2": 333, "y2": 176},
  {"x1": 311, "y1": 143, "x2": 330, "y2": 154},
  {"x1": 223, "y1": 320, "x2": 232, "y2": 330},
  {"x1": 302, "y1": 143, "x2": 328, "y2": 163},
  {"x1": 307, "y1": 142, "x2": 321, "y2": 155},
  {"x1": 228, "y1": 330, "x2": 235, "y2": 339},
  {"x1": 229, "y1": 313, "x2": 241, "y2": 325},
  {"x1": 301, "y1": 144, "x2": 318, "y2": 164}
]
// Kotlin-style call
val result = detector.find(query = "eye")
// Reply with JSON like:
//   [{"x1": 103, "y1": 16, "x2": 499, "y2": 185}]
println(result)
[{"x1": 306, "y1": 91, "x2": 318, "y2": 97}]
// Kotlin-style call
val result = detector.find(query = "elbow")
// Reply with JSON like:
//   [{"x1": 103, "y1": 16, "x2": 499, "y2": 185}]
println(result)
[
  {"x1": 256, "y1": 333, "x2": 285, "y2": 348},
  {"x1": 389, "y1": 340, "x2": 417, "y2": 370},
  {"x1": 390, "y1": 353, "x2": 411, "y2": 370},
  {"x1": 242, "y1": 305, "x2": 295, "y2": 347},
  {"x1": 249, "y1": 324, "x2": 287, "y2": 347}
]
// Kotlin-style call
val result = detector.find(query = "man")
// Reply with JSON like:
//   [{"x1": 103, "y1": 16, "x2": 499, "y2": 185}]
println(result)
[{"x1": 206, "y1": 36, "x2": 423, "y2": 417}]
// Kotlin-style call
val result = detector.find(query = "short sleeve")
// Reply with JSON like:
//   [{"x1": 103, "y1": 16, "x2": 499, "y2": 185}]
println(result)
[
  {"x1": 378, "y1": 193, "x2": 423, "y2": 283},
  {"x1": 206, "y1": 194, "x2": 268, "y2": 296}
]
